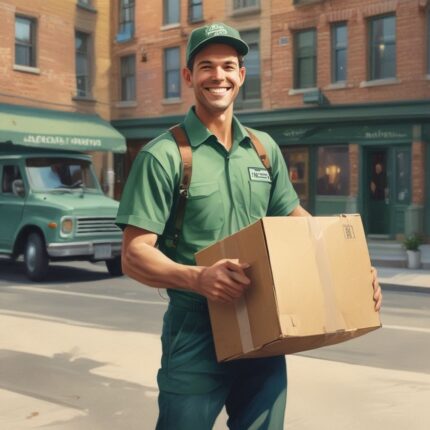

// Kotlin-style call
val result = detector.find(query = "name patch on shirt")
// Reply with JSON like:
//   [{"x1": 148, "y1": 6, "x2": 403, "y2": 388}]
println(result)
[{"x1": 248, "y1": 167, "x2": 271, "y2": 183}]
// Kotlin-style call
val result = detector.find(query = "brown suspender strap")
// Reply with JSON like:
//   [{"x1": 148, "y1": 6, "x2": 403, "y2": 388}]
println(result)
[
  {"x1": 164, "y1": 125, "x2": 271, "y2": 250},
  {"x1": 168, "y1": 124, "x2": 193, "y2": 247},
  {"x1": 245, "y1": 127, "x2": 272, "y2": 181}
]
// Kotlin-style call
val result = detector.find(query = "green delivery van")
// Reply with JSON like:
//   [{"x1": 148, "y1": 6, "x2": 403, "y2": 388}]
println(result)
[{"x1": 0, "y1": 147, "x2": 123, "y2": 280}]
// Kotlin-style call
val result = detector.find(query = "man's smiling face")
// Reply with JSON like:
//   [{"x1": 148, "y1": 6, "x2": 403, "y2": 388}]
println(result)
[{"x1": 183, "y1": 43, "x2": 246, "y2": 117}]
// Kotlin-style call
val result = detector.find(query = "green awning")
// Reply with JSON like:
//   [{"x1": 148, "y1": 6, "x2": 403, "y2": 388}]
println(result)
[{"x1": 0, "y1": 103, "x2": 126, "y2": 153}]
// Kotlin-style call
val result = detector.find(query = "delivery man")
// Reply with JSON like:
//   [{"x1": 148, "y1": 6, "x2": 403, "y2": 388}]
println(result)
[{"x1": 116, "y1": 22, "x2": 382, "y2": 430}]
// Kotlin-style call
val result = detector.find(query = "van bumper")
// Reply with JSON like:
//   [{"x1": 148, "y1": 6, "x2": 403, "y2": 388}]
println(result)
[{"x1": 47, "y1": 240, "x2": 122, "y2": 260}]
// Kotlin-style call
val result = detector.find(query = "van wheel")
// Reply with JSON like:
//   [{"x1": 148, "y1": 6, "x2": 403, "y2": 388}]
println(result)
[
  {"x1": 25, "y1": 233, "x2": 49, "y2": 281},
  {"x1": 105, "y1": 256, "x2": 123, "y2": 277}
]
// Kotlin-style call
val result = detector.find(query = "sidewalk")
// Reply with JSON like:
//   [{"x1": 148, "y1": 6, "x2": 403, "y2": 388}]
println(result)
[{"x1": 375, "y1": 266, "x2": 430, "y2": 293}]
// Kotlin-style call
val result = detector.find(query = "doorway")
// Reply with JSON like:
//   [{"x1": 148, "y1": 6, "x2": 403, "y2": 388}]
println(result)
[{"x1": 364, "y1": 146, "x2": 411, "y2": 237}]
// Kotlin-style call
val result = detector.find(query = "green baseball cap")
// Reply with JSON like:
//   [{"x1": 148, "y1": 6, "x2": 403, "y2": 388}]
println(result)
[{"x1": 186, "y1": 23, "x2": 249, "y2": 67}]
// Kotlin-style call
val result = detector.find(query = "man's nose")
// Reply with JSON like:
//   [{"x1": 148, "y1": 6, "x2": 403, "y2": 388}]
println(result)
[{"x1": 211, "y1": 66, "x2": 225, "y2": 80}]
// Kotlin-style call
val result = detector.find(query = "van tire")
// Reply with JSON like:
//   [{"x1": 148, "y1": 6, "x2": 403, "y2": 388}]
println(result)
[
  {"x1": 105, "y1": 256, "x2": 123, "y2": 277},
  {"x1": 25, "y1": 232, "x2": 49, "y2": 281}
]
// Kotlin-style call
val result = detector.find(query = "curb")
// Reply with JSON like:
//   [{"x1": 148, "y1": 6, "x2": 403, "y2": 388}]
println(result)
[{"x1": 380, "y1": 282, "x2": 430, "y2": 294}]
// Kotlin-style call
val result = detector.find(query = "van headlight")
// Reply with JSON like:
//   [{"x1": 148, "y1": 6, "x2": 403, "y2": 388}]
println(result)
[{"x1": 60, "y1": 217, "x2": 74, "y2": 237}]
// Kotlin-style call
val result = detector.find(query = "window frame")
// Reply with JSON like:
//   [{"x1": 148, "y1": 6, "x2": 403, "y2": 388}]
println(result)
[
  {"x1": 233, "y1": 0, "x2": 259, "y2": 10},
  {"x1": 78, "y1": 0, "x2": 92, "y2": 7},
  {"x1": 368, "y1": 13, "x2": 396, "y2": 81},
  {"x1": 331, "y1": 22, "x2": 348, "y2": 83},
  {"x1": 15, "y1": 15, "x2": 37, "y2": 68},
  {"x1": 120, "y1": 54, "x2": 136, "y2": 102},
  {"x1": 117, "y1": 0, "x2": 135, "y2": 42},
  {"x1": 75, "y1": 30, "x2": 92, "y2": 98},
  {"x1": 294, "y1": 28, "x2": 317, "y2": 90},
  {"x1": 164, "y1": 47, "x2": 181, "y2": 99},
  {"x1": 235, "y1": 29, "x2": 261, "y2": 110},
  {"x1": 427, "y1": 8, "x2": 430, "y2": 75},
  {"x1": 164, "y1": 0, "x2": 180, "y2": 26},
  {"x1": 188, "y1": 0, "x2": 203, "y2": 23}
]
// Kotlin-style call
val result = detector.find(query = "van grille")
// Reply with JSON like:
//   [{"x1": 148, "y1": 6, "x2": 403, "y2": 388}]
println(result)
[{"x1": 76, "y1": 217, "x2": 121, "y2": 236}]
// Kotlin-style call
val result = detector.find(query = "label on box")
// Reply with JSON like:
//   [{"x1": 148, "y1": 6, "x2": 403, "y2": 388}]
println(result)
[{"x1": 343, "y1": 224, "x2": 356, "y2": 239}]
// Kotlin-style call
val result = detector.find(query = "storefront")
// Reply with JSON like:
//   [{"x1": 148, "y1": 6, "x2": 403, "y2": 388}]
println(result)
[
  {"x1": 0, "y1": 103, "x2": 126, "y2": 196},
  {"x1": 112, "y1": 100, "x2": 430, "y2": 239}
]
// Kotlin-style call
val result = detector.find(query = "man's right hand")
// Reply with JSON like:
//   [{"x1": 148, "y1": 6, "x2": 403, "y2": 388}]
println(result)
[{"x1": 195, "y1": 259, "x2": 251, "y2": 303}]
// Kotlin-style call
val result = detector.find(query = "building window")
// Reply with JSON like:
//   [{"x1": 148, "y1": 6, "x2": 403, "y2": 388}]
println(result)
[
  {"x1": 117, "y1": 0, "x2": 135, "y2": 42},
  {"x1": 75, "y1": 31, "x2": 91, "y2": 97},
  {"x1": 369, "y1": 14, "x2": 396, "y2": 80},
  {"x1": 164, "y1": 0, "x2": 180, "y2": 25},
  {"x1": 316, "y1": 146, "x2": 350, "y2": 196},
  {"x1": 427, "y1": 10, "x2": 430, "y2": 74},
  {"x1": 15, "y1": 16, "x2": 37, "y2": 67},
  {"x1": 233, "y1": 0, "x2": 258, "y2": 9},
  {"x1": 189, "y1": 0, "x2": 203, "y2": 23},
  {"x1": 120, "y1": 55, "x2": 136, "y2": 101},
  {"x1": 294, "y1": 29, "x2": 316, "y2": 89},
  {"x1": 78, "y1": 0, "x2": 92, "y2": 7},
  {"x1": 164, "y1": 47, "x2": 180, "y2": 99},
  {"x1": 236, "y1": 30, "x2": 261, "y2": 108},
  {"x1": 331, "y1": 22, "x2": 347, "y2": 83}
]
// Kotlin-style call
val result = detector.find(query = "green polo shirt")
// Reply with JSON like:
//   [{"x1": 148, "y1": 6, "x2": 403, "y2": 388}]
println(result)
[{"x1": 116, "y1": 107, "x2": 299, "y2": 303}]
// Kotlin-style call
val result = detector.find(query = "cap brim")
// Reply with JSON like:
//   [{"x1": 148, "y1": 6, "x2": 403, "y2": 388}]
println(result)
[{"x1": 188, "y1": 36, "x2": 249, "y2": 64}]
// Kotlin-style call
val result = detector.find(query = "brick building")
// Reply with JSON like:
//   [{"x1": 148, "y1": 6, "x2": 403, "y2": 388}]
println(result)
[
  {"x1": 112, "y1": 0, "x2": 430, "y2": 240},
  {"x1": 0, "y1": 0, "x2": 125, "y2": 194}
]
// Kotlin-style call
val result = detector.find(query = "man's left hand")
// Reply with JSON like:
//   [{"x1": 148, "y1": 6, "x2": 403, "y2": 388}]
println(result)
[{"x1": 371, "y1": 267, "x2": 382, "y2": 312}]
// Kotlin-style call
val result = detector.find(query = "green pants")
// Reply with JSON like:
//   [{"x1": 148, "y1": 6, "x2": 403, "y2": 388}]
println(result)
[{"x1": 156, "y1": 299, "x2": 287, "y2": 429}]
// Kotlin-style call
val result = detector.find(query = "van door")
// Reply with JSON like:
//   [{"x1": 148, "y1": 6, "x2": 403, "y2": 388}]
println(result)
[{"x1": 0, "y1": 163, "x2": 26, "y2": 252}]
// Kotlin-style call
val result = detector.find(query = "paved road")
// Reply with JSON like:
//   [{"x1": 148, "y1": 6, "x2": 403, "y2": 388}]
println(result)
[{"x1": 0, "y1": 259, "x2": 429, "y2": 429}]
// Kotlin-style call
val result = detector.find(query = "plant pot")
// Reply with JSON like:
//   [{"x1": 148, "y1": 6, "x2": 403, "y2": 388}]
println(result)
[{"x1": 406, "y1": 250, "x2": 421, "y2": 269}]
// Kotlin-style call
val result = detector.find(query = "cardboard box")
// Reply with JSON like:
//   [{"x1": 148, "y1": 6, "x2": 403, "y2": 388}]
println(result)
[{"x1": 195, "y1": 215, "x2": 381, "y2": 362}]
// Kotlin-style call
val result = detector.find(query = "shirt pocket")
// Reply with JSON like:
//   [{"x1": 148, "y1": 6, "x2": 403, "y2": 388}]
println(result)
[
  {"x1": 184, "y1": 182, "x2": 224, "y2": 231},
  {"x1": 249, "y1": 180, "x2": 271, "y2": 221}
]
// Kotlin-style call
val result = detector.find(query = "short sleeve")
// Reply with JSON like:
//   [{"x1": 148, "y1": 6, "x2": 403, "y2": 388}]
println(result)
[
  {"x1": 267, "y1": 139, "x2": 300, "y2": 216},
  {"x1": 116, "y1": 150, "x2": 175, "y2": 234}
]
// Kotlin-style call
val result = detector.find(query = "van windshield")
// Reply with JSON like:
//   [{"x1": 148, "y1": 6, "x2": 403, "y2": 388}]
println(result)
[{"x1": 26, "y1": 158, "x2": 101, "y2": 192}]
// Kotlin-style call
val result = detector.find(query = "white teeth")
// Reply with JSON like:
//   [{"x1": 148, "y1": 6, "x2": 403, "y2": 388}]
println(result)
[{"x1": 208, "y1": 88, "x2": 229, "y2": 94}]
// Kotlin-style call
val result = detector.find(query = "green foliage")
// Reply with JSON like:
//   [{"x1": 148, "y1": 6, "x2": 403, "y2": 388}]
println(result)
[{"x1": 403, "y1": 234, "x2": 423, "y2": 251}]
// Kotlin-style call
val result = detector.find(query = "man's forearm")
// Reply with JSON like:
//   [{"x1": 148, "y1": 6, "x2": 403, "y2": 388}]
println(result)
[{"x1": 122, "y1": 226, "x2": 201, "y2": 292}]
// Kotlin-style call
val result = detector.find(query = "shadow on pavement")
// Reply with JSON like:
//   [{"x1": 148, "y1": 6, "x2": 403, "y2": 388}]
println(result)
[
  {"x1": 0, "y1": 259, "x2": 112, "y2": 284},
  {"x1": 0, "y1": 349, "x2": 158, "y2": 430}
]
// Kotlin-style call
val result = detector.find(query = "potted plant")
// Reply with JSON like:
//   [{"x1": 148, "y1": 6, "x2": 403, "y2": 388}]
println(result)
[{"x1": 403, "y1": 234, "x2": 422, "y2": 269}]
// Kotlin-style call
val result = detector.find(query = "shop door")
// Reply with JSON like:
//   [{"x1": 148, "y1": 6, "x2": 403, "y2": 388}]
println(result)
[
  {"x1": 366, "y1": 149, "x2": 391, "y2": 235},
  {"x1": 365, "y1": 147, "x2": 411, "y2": 236}
]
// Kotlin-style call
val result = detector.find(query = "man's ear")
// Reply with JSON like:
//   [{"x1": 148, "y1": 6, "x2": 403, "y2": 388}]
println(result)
[
  {"x1": 182, "y1": 67, "x2": 193, "y2": 88},
  {"x1": 238, "y1": 66, "x2": 246, "y2": 88}
]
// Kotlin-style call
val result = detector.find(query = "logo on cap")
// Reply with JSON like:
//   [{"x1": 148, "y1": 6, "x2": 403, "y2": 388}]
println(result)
[{"x1": 206, "y1": 24, "x2": 228, "y2": 37}]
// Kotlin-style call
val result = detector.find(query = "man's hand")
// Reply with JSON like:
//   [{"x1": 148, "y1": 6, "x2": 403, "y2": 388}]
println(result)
[
  {"x1": 371, "y1": 267, "x2": 382, "y2": 312},
  {"x1": 196, "y1": 259, "x2": 250, "y2": 303}
]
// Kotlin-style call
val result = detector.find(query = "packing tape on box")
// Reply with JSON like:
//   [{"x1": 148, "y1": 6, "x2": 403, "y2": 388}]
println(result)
[
  {"x1": 219, "y1": 240, "x2": 254, "y2": 353},
  {"x1": 307, "y1": 217, "x2": 347, "y2": 332}
]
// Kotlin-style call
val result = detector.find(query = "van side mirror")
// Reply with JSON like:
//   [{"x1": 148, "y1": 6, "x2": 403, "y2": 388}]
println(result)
[{"x1": 12, "y1": 179, "x2": 25, "y2": 197}]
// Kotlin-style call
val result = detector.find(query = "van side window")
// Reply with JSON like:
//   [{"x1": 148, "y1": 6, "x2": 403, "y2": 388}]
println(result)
[{"x1": 2, "y1": 165, "x2": 22, "y2": 193}]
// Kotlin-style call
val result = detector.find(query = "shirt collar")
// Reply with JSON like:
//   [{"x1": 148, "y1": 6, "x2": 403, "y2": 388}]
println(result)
[{"x1": 182, "y1": 107, "x2": 251, "y2": 148}]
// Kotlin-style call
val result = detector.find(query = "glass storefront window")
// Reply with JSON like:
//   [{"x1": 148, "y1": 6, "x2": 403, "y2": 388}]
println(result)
[
  {"x1": 395, "y1": 149, "x2": 410, "y2": 204},
  {"x1": 316, "y1": 146, "x2": 350, "y2": 196},
  {"x1": 281, "y1": 147, "x2": 309, "y2": 210}
]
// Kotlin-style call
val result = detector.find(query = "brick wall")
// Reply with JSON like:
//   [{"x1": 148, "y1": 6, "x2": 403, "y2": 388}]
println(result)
[
  {"x1": 270, "y1": 0, "x2": 430, "y2": 109},
  {"x1": 0, "y1": 0, "x2": 112, "y2": 119},
  {"x1": 111, "y1": 0, "x2": 271, "y2": 119}
]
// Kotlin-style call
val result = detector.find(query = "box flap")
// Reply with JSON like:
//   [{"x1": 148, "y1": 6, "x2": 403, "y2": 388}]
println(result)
[
  {"x1": 195, "y1": 220, "x2": 281, "y2": 361},
  {"x1": 262, "y1": 215, "x2": 380, "y2": 336}
]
